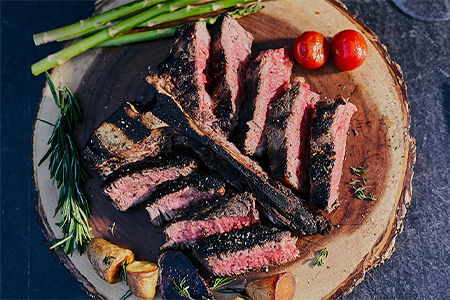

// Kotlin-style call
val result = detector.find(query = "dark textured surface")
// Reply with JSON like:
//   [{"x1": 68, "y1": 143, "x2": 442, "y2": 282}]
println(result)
[{"x1": 1, "y1": 0, "x2": 450, "y2": 300}]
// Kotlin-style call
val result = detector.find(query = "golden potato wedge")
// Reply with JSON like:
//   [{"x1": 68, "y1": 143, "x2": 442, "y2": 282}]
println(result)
[
  {"x1": 126, "y1": 260, "x2": 159, "y2": 300},
  {"x1": 245, "y1": 271, "x2": 296, "y2": 300},
  {"x1": 86, "y1": 237, "x2": 134, "y2": 284}
]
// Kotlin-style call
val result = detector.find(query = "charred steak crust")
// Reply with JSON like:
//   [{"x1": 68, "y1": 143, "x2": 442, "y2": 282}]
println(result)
[
  {"x1": 164, "y1": 192, "x2": 259, "y2": 245},
  {"x1": 158, "y1": 251, "x2": 214, "y2": 300},
  {"x1": 309, "y1": 98, "x2": 345, "y2": 210},
  {"x1": 192, "y1": 226, "x2": 291, "y2": 257},
  {"x1": 210, "y1": 13, "x2": 253, "y2": 135},
  {"x1": 101, "y1": 153, "x2": 198, "y2": 189},
  {"x1": 100, "y1": 152, "x2": 199, "y2": 211},
  {"x1": 147, "y1": 171, "x2": 226, "y2": 204},
  {"x1": 148, "y1": 22, "x2": 212, "y2": 122},
  {"x1": 191, "y1": 225, "x2": 300, "y2": 276},
  {"x1": 233, "y1": 48, "x2": 293, "y2": 156},
  {"x1": 81, "y1": 102, "x2": 173, "y2": 177},
  {"x1": 265, "y1": 80, "x2": 318, "y2": 193},
  {"x1": 148, "y1": 92, "x2": 331, "y2": 235},
  {"x1": 171, "y1": 191, "x2": 257, "y2": 222}
]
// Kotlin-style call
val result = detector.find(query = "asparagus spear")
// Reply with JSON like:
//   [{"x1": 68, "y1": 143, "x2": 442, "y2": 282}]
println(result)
[
  {"x1": 31, "y1": 0, "x2": 201, "y2": 76},
  {"x1": 63, "y1": 0, "x2": 261, "y2": 44},
  {"x1": 97, "y1": 3, "x2": 264, "y2": 47},
  {"x1": 33, "y1": 0, "x2": 167, "y2": 46}
]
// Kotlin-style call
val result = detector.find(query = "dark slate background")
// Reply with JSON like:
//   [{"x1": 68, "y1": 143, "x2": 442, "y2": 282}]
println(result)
[{"x1": 1, "y1": 0, "x2": 449, "y2": 299}]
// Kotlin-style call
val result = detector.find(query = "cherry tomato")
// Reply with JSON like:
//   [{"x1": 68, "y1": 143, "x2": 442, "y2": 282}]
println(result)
[
  {"x1": 293, "y1": 31, "x2": 330, "y2": 69},
  {"x1": 330, "y1": 29, "x2": 368, "y2": 71}
]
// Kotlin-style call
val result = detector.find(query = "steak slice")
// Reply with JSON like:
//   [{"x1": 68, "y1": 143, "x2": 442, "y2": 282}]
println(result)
[
  {"x1": 101, "y1": 153, "x2": 198, "y2": 212},
  {"x1": 146, "y1": 22, "x2": 213, "y2": 122},
  {"x1": 158, "y1": 251, "x2": 214, "y2": 300},
  {"x1": 81, "y1": 102, "x2": 174, "y2": 178},
  {"x1": 233, "y1": 48, "x2": 293, "y2": 156},
  {"x1": 191, "y1": 226, "x2": 300, "y2": 276},
  {"x1": 210, "y1": 13, "x2": 253, "y2": 135},
  {"x1": 310, "y1": 97, "x2": 357, "y2": 212},
  {"x1": 146, "y1": 86, "x2": 331, "y2": 235},
  {"x1": 145, "y1": 171, "x2": 226, "y2": 226},
  {"x1": 266, "y1": 79, "x2": 319, "y2": 194},
  {"x1": 164, "y1": 192, "x2": 259, "y2": 246}
]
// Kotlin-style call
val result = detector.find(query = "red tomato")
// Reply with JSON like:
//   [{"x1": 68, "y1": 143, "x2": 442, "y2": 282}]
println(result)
[
  {"x1": 293, "y1": 31, "x2": 330, "y2": 69},
  {"x1": 330, "y1": 29, "x2": 368, "y2": 71}
]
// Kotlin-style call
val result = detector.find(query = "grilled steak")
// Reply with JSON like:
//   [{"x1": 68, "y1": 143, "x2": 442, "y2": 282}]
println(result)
[
  {"x1": 146, "y1": 86, "x2": 331, "y2": 235},
  {"x1": 81, "y1": 102, "x2": 174, "y2": 177},
  {"x1": 146, "y1": 22, "x2": 213, "y2": 122},
  {"x1": 164, "y1": 192, "x2": 259, "y2": 246},
  {"x1": 191, "y1": 226, "x2": 299, "y2": 276},
  {"x1": 101, "y1": 153, "x2": 198, "y2": 211},
  {"x1": 158, "y1": 251, "x2": 215, "y2": 300},
  {"x1": 146, "y1": 171, "x2": 226, "y2": 226},
  {"x1": 310, "y1": 97, "x2": 357, "y2": 212},
  {"x1": 210, "y1": 13, "x2": 253, "y2": 135},
  {"x1": 233, "y1": 48, "x2": 293, "y2": 156},
  {"x1": 266, "y1": 79, "x2": 319, "y2": 194}
]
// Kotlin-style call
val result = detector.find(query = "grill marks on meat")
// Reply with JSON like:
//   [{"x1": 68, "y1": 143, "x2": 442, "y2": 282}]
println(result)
[
  {"x1": 234, "y1": 48, "x2": 294, "y2": 157},
  {"x1": 148, "y1": 90, "x2": 331, "y2": 235},
  {"x1": 310, "y1": 97, "x2": 357, "y2": 212},
  {"x1": 164, "y1": 192, "x2": 259, "y2": 246},
  {"x1": 191, "y1": 226, "x2": 299, "y2": 276},
  {"x1": 146, "y1": 22, "x2": 213, "y2": 122},
  {"x1": 146, "y1": 171, "x2": 226, "y2": 226},
  {"x1": 101, "y1": 153, "x2": 198, "y2": 211},
  {"x1": 82, "y1": 102, "x2": 174, "y2": 177},
  {"x1": 210, "y1": 13, "x2": 253, "y2": 136},
  {"x1": 158, "y1": 251, "x2": 214, "y2": 300},
  {"x1": 266, "y1": 79, "x2": 319, "y2": 194}
]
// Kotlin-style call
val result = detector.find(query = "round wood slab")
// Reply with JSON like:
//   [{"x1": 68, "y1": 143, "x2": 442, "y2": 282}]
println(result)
[{"x1": 33, "y1": 0, "x2": 415, "y2": 299}]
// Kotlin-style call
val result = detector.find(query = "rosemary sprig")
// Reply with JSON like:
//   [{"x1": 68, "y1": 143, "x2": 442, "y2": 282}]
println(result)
[
  {"x1": 314, "y1": 248, "x2": 329, "y2": 267},
  {"x1": 173, "y1": 278, "x2": 194, "y2": 300},
  {"x1": 120, "y1": 259, "x2": 129, "y2": 284},
  {"x1": 211, "y1": 277, "x2": 236, "y2": 290},
  {"x1": 39, "y1": 72, "x2": 91, "y2": 255}
]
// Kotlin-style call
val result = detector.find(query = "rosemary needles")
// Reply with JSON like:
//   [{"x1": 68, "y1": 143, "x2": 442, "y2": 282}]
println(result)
[{"x1": 38, "y1": 71, "x2": 91, "y2": 255}]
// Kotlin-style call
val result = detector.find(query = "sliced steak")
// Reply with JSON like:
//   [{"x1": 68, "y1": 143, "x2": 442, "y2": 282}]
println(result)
[
  {"x1": 146, "y1": 22, "x2": 213, "y2": 122},
  {"x1": 191, "y1": 226, "x2": 299, "y2": 277},
  {"x1": 81, "y1": 102, "x2": 174, "y2": 177},
  {"x1": 101, "y1": 153, "x2": 198, "y2": 211},
  {"x1": 164, "y1": 192, "x2": 259, "y2": 246},
  {"x1": 233, "y1": 48, "x2": 293, "y2": 156},
  {"x1": 146, "y1": 89, "x2": 332, "y2": 235},
  {"x1": 158, "y1": 251, "x2": 214, "y2": 300},
  {"x1": 310, "y1": 97, "x2": 357, "y2": 212},
  {"x1": 266, "y1": 79, "x2": 319, "y2": 194},
  {"x1": 210, "y1": 13, "x2": 253, "y2": 135},
  {"x1": 146, "y1": 171, "x2": 226, "y2": 226}
]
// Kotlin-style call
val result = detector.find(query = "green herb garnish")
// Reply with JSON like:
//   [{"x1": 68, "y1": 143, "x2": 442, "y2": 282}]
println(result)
[
  {"x1": 211, "y1": 277, "x2": 237, "y2": 290},
  {"x1": 314, "y1": 248, "x2": 329, "y2": 267},
  {"x1": 351, "y1": 166, "x2": 368, "y2": 176},
  {"x1": 39, "y1": 72, "x2": 91, "y2": 255},
  {"x1": 103, "y1": 256, "x2": 115, "y2": 265}
]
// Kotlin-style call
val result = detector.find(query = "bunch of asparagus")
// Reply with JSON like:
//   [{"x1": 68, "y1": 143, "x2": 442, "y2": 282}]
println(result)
[{"x1": 31, "y1": 0, "x2": 264, "y2": 76}]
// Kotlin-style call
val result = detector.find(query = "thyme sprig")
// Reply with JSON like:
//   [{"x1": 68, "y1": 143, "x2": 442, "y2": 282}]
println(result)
[
  {"x1": 314, "y1": 248, "x2": 329, "y2": 267},
  {"x1": 173, "y1": 279, "x2": 194, "y2": 300},
  {"x1": 349, "y1": 166, "x2": 376, "y2": 201},
  {"x1": 39, "y1": 72, "x2": 91, "y2": 255}
]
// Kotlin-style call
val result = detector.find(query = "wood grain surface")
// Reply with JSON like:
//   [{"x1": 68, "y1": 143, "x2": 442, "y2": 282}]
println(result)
[{"x1": 33, "y1": 0, "x2": 415, "y2": 299}]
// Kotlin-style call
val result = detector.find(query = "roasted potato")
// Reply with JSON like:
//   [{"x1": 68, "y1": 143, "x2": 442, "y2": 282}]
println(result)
[
  {"x1": 126, "y1": 260, "x2": 159, "y2": 300},
  {"x1": 245, "y1": 271, "x2": 296, "y2": 300},
  {"x1": 87, "y1": 237, "x2": 134, "y2": 283}
]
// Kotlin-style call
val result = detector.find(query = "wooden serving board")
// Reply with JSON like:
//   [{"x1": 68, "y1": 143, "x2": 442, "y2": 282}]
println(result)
[{"x1": 33, "y1": 0, "x2": 415, "y2": 299}]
